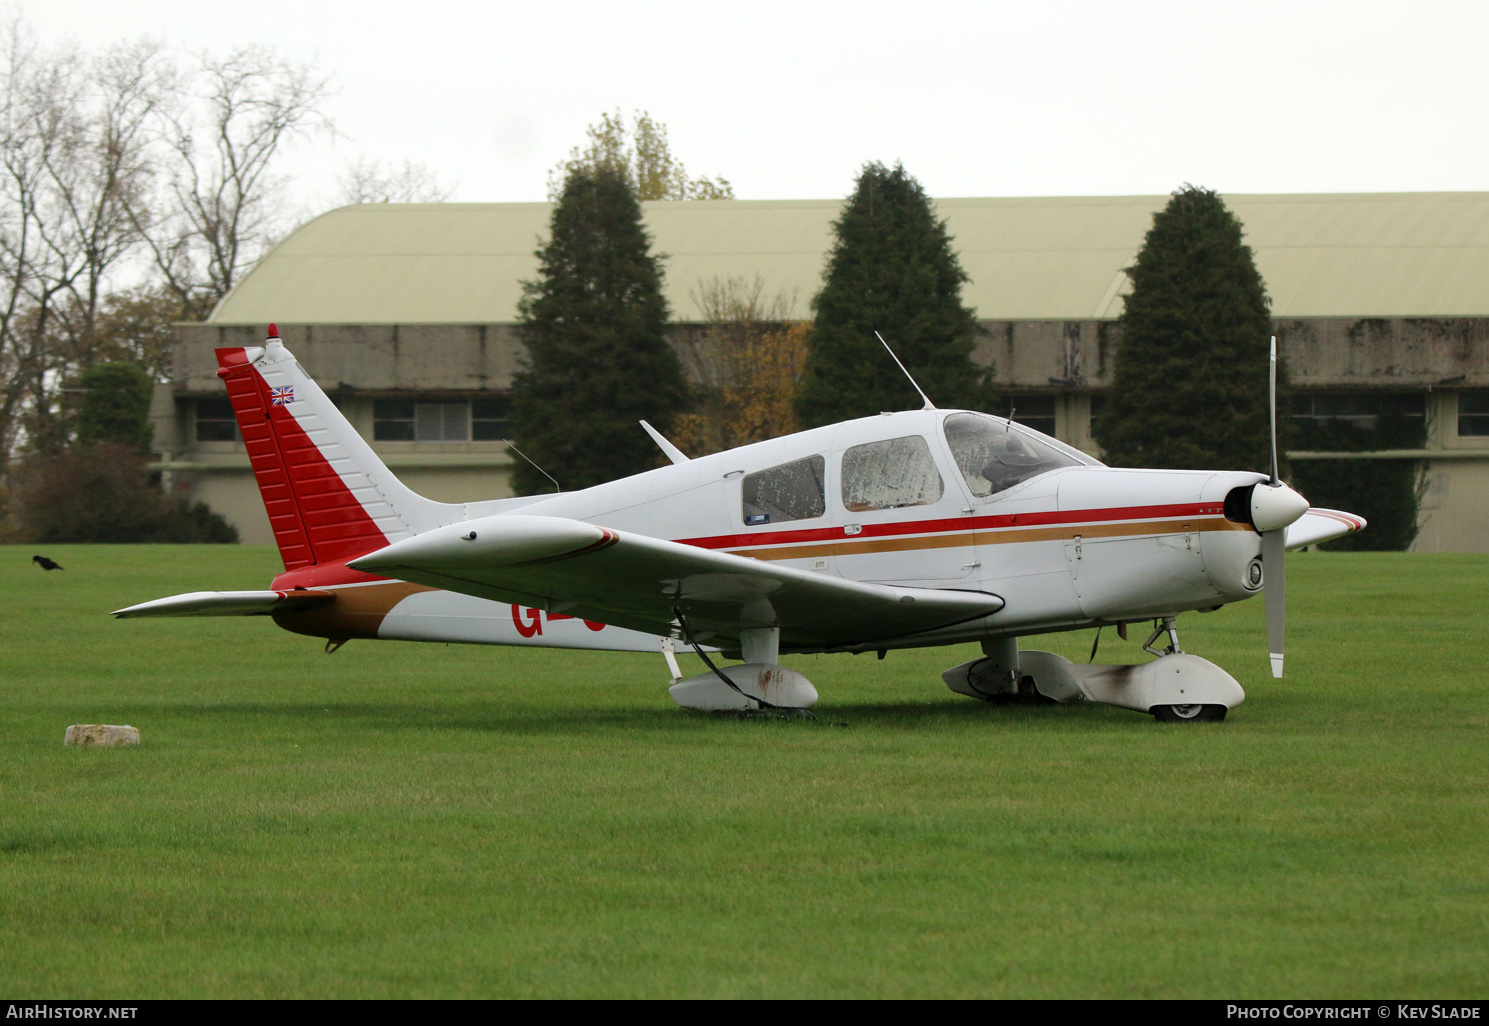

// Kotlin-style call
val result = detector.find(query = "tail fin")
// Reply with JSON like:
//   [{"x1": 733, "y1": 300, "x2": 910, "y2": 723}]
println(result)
[{"x1": 216, "y1": 327, "x2": 457, "y2": 570}]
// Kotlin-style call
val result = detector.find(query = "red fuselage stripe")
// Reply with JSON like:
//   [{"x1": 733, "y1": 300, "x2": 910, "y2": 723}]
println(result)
[
  {"x1": 269, "y1": 503, "x2": 1235, "y2": 589},
  {"x1": 676, "y1": 502, "x2": 1228, "y2": 552}
]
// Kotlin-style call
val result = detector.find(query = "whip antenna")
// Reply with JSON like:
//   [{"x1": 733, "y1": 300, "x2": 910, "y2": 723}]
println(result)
[
  {"x1": 503, "y1": 439, "x2": 560, "y2": 493},
  {"x1": 874, "y1": 331, "x2": 936, "y2": 410}
]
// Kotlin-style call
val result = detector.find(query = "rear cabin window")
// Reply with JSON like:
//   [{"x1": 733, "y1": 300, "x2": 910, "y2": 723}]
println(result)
[
  {"x1": 944, "y1": 412, "x2": 1081, "y2": 497},
  {"x1": 741, "y1": 455, "x2": 825, "y2": 526},
  {"x1": 840, "y1": 435, "x2": 944, "y2": 512}
]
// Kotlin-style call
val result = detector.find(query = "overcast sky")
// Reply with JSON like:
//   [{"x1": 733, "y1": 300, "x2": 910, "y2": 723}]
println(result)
[{"x1": 21, "y1": 0, "x2": 1489, "y2": 209}]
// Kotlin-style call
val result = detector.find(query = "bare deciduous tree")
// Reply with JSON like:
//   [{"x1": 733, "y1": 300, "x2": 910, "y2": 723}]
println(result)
[
  {"x1": 45, "y1": 39, "x2": 172, "y2": 364},
  {"x1": 335, "y1": 156, "x2": 454, "y2": 205},
  {"x1": 140, "y1": 44, "x2": 332, "y2": 316},
  {"x1": 0, "y1": 22, "x2": 168, "y2": 468},
  {"x1": 0, "y1": 21, "x2": 456, "y2": 510},
  {"x1": 0, "y1": 19, "x2": 59, "y2": 467}
]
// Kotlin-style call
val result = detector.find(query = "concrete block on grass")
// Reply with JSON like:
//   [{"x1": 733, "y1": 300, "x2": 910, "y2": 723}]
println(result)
[{"x1": 64, "y1": 724, "x2": 139, "y2": 747}]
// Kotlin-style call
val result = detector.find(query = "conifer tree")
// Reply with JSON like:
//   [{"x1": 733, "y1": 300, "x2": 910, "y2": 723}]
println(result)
[
  {"x1": 1094, "y1": 186, "x2": 1279, "y2": 472},
  {"x1": 795, "y1": 162, "x2": 990, "y2": 428},
  {"x1": 510, "y1": 165, "x2": 688, "y2": 493}
]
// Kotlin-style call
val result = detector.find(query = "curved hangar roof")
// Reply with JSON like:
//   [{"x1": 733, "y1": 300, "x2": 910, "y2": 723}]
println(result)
[{"x1": 209, "y1": 193, "x2": 1489, "y2": 324}]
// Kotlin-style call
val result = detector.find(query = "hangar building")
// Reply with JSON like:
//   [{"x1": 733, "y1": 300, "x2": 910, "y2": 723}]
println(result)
[{"x1": 156, "y1": 193, "x2": 1489, "y2": 551}]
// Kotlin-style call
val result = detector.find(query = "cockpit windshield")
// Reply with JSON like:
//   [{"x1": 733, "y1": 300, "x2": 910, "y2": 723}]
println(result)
[{"x1": 943, "y1": 412, "x2": 1086, "y2": 498}]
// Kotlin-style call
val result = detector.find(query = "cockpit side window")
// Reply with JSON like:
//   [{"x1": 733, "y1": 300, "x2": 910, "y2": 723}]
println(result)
[
  {"x1": 741, "y1": 455, "x2": 826, "y2": 525},
  {"x1": 943, "y1": 412, "x2": 1081, "y2": 498},
  {"x1": 840, "y1": 435, "x2": 945, "y2": 512}
]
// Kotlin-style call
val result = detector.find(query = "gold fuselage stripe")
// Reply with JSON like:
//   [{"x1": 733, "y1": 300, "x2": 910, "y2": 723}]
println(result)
[{"x1": 729, "y1": 517, "x2": 1252, "y2": 562}]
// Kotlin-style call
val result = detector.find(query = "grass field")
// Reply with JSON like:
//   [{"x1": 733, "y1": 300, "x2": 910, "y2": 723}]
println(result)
[{"x1": 0, "y1": 544, "x2": 1485, "y2": 998}]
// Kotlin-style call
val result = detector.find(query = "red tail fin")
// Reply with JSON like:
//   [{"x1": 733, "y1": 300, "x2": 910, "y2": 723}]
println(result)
[{"x1": 216, "y1": 346, "x2": 390, "y2": 570}]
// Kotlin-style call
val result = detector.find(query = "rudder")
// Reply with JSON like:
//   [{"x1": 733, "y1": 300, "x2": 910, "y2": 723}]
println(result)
[{"x1": 215, "y1": 326, "x2": 456, "y2": 570}]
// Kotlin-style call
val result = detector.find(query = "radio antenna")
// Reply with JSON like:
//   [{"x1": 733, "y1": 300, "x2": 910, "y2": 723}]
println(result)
[
  {"x1": 874, "y1": 331, "x2": 936, "y2": 410},
  {"x1": 503, "y1": 439, "x2": 560, "y2": 493}
]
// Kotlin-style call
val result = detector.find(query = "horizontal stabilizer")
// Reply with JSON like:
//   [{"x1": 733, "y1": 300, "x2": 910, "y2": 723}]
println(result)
[
  {"x1": 349, "y1": 514, "x2": 1004, "y2": 651},
  {"x1": 111, "y1": 590, "x2": 335, "y2": 619},
  {"x1": 1284, "y1": 508, "x2": 1367, "y2": 551}
]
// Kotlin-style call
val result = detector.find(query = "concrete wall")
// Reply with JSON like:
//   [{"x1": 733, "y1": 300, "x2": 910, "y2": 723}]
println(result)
[
  {"x1": 171, "y1": 323, "x2": 525, "y2": 393},
  {"x1": 183, "y1": 468, "x2": 275, "y2": 546},
  {"x1": 176, "y1": 316, "x2": 1489, "y2": 395},
  {"x1": 975, "y1": 317, "x2": 1489, "y2": 391},
  {"x1": 1276, "y1": 318, "x2": 1489, "y2": 389},
  {"x1": 1416, "y1": 459, "x2": 1489, "y2": 553}
]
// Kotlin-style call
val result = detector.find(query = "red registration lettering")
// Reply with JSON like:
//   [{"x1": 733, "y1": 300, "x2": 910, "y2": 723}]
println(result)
[{"x1": 511, "y1": 605, "x2": 542, "y2": 638}]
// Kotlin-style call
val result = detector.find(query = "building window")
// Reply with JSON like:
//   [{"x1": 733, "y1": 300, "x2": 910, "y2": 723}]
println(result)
[
  {"x1": 1003, "y1": 395, "x2": 1057, "y2": 437},
  {"x1": 1460, "y1": 392, "x2": 1489, "y2": 437},
  {"x1": 1292, "y1": 392, "x2": 1427, "y2": 450},
  {"x1": 1292, "y1": 392, "x2": 1425, "y2": 429},
  {"x1": 374, "y1": 399, "x2": 471, "y2": 442},
  {"x1": 1088, "y1": 394, "x2": 1105, "y2": 437},
  {"x1": 415, "y1": 402, "x2": 469, "y2": 442},
  {"x1": 373, "y1": 399, "x2": 416, "y2": 440},
  {"x1": 195, "y1": 397, "x2": 239, "y2": 442},
  {"x1": 472, "y1": 397, "x2": 511, "y2": 440}
]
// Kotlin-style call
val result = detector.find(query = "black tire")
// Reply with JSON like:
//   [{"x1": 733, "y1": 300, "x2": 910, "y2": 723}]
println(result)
[
  {"x1": 1017, "y1": 675, "x2": 1059, "y2": 705},
  {"x1": 1152, "y1": 703, "x2": 1227, "y2": 723}
]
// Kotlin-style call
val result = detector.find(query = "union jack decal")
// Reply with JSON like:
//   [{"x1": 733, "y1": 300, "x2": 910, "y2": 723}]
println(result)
[{"x1": 270, "y1": 387, "x2": 294, "y2": 406}]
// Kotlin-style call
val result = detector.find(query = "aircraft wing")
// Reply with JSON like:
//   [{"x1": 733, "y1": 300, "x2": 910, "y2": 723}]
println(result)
[
  {"x1": 1284, "y1": 508, "x2": 1367, "y2": 551},
  {"x1": 112, "y1": 590, "x2": 336, "y2": 618},
  {"x1": 348, "y1": 515, "x2": 1003, "y2": 651}
]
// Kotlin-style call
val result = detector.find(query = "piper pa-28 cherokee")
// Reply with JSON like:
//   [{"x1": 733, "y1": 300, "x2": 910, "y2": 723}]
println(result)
[{"x1": 115, "y1": 326, "x2": 1365, "y2": 722}]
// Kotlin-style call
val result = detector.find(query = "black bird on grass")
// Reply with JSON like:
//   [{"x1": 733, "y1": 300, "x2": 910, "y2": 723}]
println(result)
[{"x1": 32, "y1": 555, "x2": 63, "y2": 571}]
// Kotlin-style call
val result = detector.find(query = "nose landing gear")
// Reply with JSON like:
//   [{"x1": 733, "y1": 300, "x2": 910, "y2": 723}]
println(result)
[
  {"x1": 944, "y1": 624, "x2": 1244, "y2": 724},
  {"x1": 1142, "y1": 616, "x2": 1182, "y2": 657}
]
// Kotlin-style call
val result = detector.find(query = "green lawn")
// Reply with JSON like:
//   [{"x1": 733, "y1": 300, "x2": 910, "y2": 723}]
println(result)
[{"x1": 1, "y1": 545, "x2": 1485, "y2": 998}]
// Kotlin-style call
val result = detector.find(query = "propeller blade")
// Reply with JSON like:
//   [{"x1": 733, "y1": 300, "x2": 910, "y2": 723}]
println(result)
[
  {"x1": 1268, "y1": 335, "x2": 1280, "y2": 486},
  {"x1": 1262, "y1": 527, "x2": 1286, "y2": 678}
]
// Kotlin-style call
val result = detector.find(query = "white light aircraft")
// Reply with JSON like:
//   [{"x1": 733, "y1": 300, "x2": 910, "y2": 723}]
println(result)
[{"x1": 115, "y1": 327, "x2": 1365, "y2": 722}]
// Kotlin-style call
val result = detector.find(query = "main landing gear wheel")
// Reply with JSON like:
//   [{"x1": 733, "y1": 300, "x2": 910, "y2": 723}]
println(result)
[{"x1": 1152, "y1": 703, "x2": 1227, "y2": 723}]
